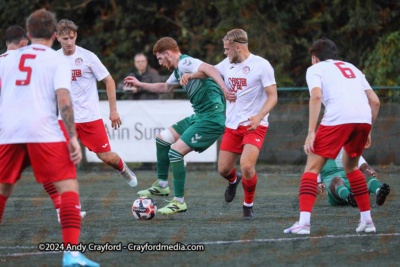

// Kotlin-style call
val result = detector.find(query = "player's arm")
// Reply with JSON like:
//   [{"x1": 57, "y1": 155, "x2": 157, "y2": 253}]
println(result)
[
  {"x1": 56, "y1": 89, "x2": 82, "y2": 165},
  {"x1": 180, "y1": 63, "x2": 236, "y2": 102},
  {"x1": 247, "y1": 84, "x2": 278, "y2": 131},
  {"x1": 102, "y1": 74, "x2": 121, "y2": 130},
  {"x1": 364, "y1": 89, "x2": 380, "y2": 148},
  {"x1": 124, "y1": 76, "x2": 179, "y2": 93},
  {"x1": 304, "y1": 86, "x2": 322, "y2": 155}
]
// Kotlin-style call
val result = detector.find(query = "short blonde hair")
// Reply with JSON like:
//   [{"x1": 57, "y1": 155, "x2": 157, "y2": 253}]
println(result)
[
  {"x1": 57, "y1": 19, "x2": 78, "y2": 36},
  {"x1": 223, "y1": 29, "x2": 248, "y2": 44}
]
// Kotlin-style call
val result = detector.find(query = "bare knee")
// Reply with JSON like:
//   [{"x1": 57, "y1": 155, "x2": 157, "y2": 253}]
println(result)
[
  {"x1": 330, "y1": 176, "x2": 344, "y2": 193},
  {"x1": 0, "y1": 183, "x2": 14, "y2": 198},
  {"x1": 240, "y1": 162, "x2": 255, "y2": 179},
  {"x1": 218, "y1": 165, "x2": 232, "y2": 177}
]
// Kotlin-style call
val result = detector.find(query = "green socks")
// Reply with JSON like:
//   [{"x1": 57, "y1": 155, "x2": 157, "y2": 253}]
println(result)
[
  {"x1": 336, "y1": 185, "x2": 351, "y2": 201},
  {"x1": 156, "y1": 137, "x2": 170, "y2": 181},
  {"x1": 168, "y1": 149, "x2": 186, "y2": 198},
  {"x1": 367, "y1": 176, "x2": 381, "y2": 194}
]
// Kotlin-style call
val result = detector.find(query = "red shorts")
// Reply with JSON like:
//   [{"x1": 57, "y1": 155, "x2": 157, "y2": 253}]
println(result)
[
  {"x1": 0, "y1": 143, "x2": 76, "y2": 184},
  {"x1": 59, "y1": 119, "x2": 111, "y2": 153},
  {"x1": 313, "y1": 123, "x2": 371, "y2": 159},
  {"x1": 220, "y1": 125, "x2": 268, "y2": 153}
]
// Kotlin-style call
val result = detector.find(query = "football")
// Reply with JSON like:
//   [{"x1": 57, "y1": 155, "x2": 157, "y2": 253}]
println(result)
[{"x1": 132, "y1": 197, "x2": 157, "y2": 220}]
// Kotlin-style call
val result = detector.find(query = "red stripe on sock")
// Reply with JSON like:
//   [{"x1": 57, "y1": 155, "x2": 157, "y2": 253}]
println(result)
[
  {"x1": 223, "y1": 168, "x2": 237, "y2": 183},
  {"x1": 114, "y1": 158, "x2": 124, "y2": 172},
  {"x1": 43, "y1": 182, "x2": 61, "y2": 209},
  {"x1": 242, "y1": 173, "x2": 257, "y2": 204},
  {"x1": 0, "y1": 194, "x2": 8, "y2": 223},
  {"x1": 347, "y1": 169, "x2": 370, "y2": 212},
  {"x1": 60, "y1": 191, "x2": 81, "y2": 246},
  {"x1": 299, "y1": 172, "x2": 318, "y2": 212}
]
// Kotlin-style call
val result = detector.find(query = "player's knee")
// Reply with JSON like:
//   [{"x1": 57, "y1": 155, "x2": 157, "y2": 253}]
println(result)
[
  {"x1": 158, "y1": 129, "x2": 175, "y2": 144},
  {"x1": 97, "y1": 152, "x2": 113, "y2": 165},
  {"x1": 331, "y1": 176, "x2": 344, "y2": 187},
  {"x1": 218, "y1": 166, "x2": 231, "y2": 177}
]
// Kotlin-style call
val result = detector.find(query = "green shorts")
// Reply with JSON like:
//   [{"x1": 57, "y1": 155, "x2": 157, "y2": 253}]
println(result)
[
  {"x1": 324, "y1": 170, "x2": 351, "y2": 206},
  {"x1": 172, "y1": 112, "x2": 225, "y2": 153}
]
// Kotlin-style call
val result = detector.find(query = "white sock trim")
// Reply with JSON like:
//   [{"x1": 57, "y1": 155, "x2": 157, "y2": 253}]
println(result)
[
  {"x1": 243, "y1": 202, "x2": 253, "y2": 207},
  {"x1": 229, "y1": 177, "x2": 237, "y2": 184},
  {"x1": 174, "y1": 197, "x2": 184, "y2": 203},
  {"x1": 299, "y1": 211, "x2": 311, "y2": 226},
  {"x1": 158, "y1": 180, "x2": 168, "y2": 188}
]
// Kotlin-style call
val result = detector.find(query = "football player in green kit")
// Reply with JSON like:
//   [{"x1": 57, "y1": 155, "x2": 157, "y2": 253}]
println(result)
[
  {"x1": 317, "y1": 148, "x2": 390, "y2": 207},
  {"x1": 124, "y1": 37, "x2": 236, "y2": 214}
]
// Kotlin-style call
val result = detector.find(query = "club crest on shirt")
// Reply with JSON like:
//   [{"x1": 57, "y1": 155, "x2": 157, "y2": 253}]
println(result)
[
  {"x1": 243, "y1": 66, "x2": 250, "y2": 74},
  {"x1": 75, "y1": 58, "x2": 83, "y2": 66}
]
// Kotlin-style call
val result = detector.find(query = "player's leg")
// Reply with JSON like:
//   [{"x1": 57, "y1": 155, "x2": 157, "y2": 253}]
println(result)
[
  {"x1": 342, "y1": 123, "x2": 375, "y2": 233},
  {"x1": 240, "y1": 144, "x2": 260, "y2": 219},
  {"x1": 137, "y1": 122, "x2": 184, "y2": 197},
  {"x1": 218, "y1": 127, "x2": 241, "y2": 203},
  {"x1": 218, "y1": 150, "x2": 241, "y2": 202},
  {"x1": 28, "y1": 142, "x2": 98, "y2": 267},
  {"x1": 329, "y1": 176, "x2": 357, "y2": 207},
  {"x1": 0, "y1": 144, "x2": 30, "y2": 223},
  {"x1": 284, "y1": 153, "x2": 327, "y2": 234},
  {"x1": 360, "y1": 163, "x2": 390, "y2": 205},
  {"x1": 0, "y1": 183, "x2": 15, "y2": 223},
  {"x1": 158, "y1": 139, "x2": 192, "y2": 214}
]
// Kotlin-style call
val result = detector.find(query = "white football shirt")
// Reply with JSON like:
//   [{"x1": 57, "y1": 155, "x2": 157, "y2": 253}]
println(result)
[
  {"x1": 0, "y1": 44, "x2": 71, "y2": 144},
  {"x1": 215, "y1": 54, "x2": 276, "y2": 129},
  {"x1": 57, "y1": 46, "x2": 109, "y2": 123},
  {"x1": 306, "y1": 60, "x2": 372, "y2": 126}
]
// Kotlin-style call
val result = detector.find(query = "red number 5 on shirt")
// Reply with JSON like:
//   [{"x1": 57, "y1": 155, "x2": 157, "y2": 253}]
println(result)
[
  {"x1": 16, "y1": 54, "x2": 37, "y2": 86},
  {"x1": 334, "y1": 62, "x2": 356, "y2": 79}
]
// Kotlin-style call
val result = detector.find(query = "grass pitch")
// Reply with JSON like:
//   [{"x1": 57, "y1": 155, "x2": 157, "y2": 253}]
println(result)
[{"x1": 0, "y1": 167, "x2": 399, "y2": 266}]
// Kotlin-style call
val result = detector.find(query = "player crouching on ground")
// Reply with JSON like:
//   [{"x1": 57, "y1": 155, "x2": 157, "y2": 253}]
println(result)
[
  {"x1": 317, "y1": 148, "x2": 390, "y2": 207},
  {"x1": 0, "y1": 9, "x2": 98, "y2": 267},
  {"x1": 284, "y1": 38, "x2": 380, "y2": 235}
]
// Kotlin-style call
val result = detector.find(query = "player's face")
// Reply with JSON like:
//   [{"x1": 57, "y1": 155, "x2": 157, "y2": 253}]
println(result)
[
  {"x1": 223, "y1": 40, "x2": 238, "y2": 64},
  {"x1": 155, "y1": 52, "x2": 174, "y2": 71},
  {"x1": 134, "y1": 55, "x2": 148, "y2": 72},
  {"x1": 57, "y1": 31, "x2": 77, "y2": 55}
]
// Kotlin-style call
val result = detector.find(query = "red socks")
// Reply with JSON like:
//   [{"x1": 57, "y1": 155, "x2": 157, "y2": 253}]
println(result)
[
  {"x1": 0, "y1": 194, "x2": 8, "y2": 223},
  {"x1": 43, "y1": 182, "x2": 61, "y2": 209},
  {"x1": 347, "y1": 169, "x2": 370, "y2": 212},
  {"x1": 223, "y1": 168, "x2": 237, "y2": 183},
  {"x1": 242, "y1": 173, "x2": 257, "y2": 204},
  {"x1": 299, "y1": 172, "x2": 318, "y2": 212},
  {"x1": 115, "y1": 158, "x2": 125, "y2": 172},
  {"x1": 60, "y1": 191, "x2": 81, "y2": 246}
]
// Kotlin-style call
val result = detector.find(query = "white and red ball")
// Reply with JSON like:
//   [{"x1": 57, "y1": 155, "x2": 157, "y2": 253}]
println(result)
[{"x1": 132, "y1": 197, "x2": 157, "y2": 220}]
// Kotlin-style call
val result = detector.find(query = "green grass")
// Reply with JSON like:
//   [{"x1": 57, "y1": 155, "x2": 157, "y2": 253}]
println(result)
[{"x1": 0, "y1": 168, "x2": 399, "y2": 266}]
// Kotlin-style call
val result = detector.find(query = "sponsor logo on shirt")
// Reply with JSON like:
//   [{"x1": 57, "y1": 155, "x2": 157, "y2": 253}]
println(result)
[
  {"x1": 243, "y1": 66, "x2": 250, "y2": 74},
  {"x1": 228, "y1": 78, "x2": 247, "y2": 92},
  {"x1": 75, "y1": 58, "x2": 83, "y2": 66},
  {"x1": 72, "y1": 69, "x2": 82, "y2": 81}
]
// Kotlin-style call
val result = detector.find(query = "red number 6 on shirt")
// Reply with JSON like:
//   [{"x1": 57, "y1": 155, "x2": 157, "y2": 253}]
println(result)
[
  {"x1": 334, "y1": 62, "x2": 356, "y2": 79},
  {"x1": 16, "y1": 54, "x2": 37, "y2": 86}
]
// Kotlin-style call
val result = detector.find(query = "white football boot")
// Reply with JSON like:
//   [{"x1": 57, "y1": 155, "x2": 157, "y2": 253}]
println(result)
[
  {"x1": 284, "y1": 221, "x2": 311, "y2": 234},
  {"x1": 356, "y1": 221, "x2": 376, "y2": 233},
  {"x1": 120, "y1": 162, "x2": 137, "y2": 187}
]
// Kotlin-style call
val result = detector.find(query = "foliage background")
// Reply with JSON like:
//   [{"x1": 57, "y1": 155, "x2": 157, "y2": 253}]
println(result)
[{"x1": 0, "y1": 0, "x2": 399, "y2": 88}]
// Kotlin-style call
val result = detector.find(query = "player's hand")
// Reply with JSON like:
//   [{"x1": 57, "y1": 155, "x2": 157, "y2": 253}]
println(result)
[
  {"x1": 110, "y1": 110, "x2": 121, "y2": 130},
  {"x1": 247, "y1": 115, "x2": 262, "y2": 131},
  {"x1": 364, "y1": 132, "x2": 371, "y2": 148},
  {"x1": 317, "y1": 183, "x2": 325, "y2": 195},
  {"x1": 124, "y1": 76, "x2": 141, "y2": 88},
  {"x1": 68, "y1": 136, "x2": 82, "y2": 165},
  {"x1": 304, "y1": 131, "x2": 315, "y2": 155},
  {"x1": 223, "y1": 88, "x2": 237, "y2": 103},
  {"x1": 180, "y1": 73, "x2": 192, "y2": 86}
]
